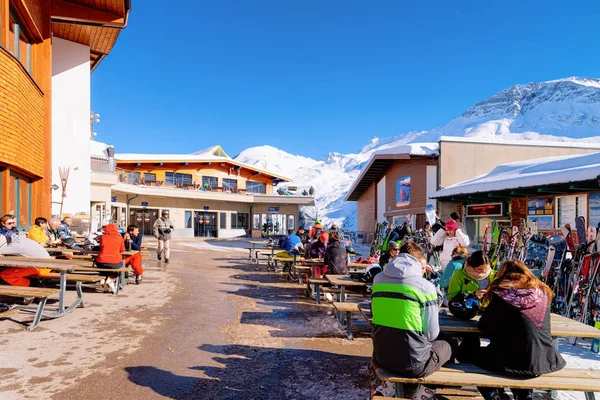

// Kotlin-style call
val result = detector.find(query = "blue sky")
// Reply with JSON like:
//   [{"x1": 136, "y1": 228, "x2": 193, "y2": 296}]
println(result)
[{"x1": 91, "y1": 1, "x2": 600, "y2": 159}]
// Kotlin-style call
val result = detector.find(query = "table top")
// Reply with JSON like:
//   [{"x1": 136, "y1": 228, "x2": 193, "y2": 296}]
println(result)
[
  {"x1": 439, "y1": 309, "x2": 600, "y2": 339},
  {"x1": 303, "y1": 259, "x2": 326, "y2": 265},
  {"x1": 46, "y1": 248, "x2": 137, "y2": 257},
  {"x1": 0, "y1": 257, "x2": 89, "y2": 271},
  {"x1": 348, "y1": 262, "x2": 367, "y2": 268},
  {"x1": 325, "y1": 274, "x2": 367, "y2": 287},
  {"x1": 248, "y1": 241, "x2": 269, "y2": 245}
]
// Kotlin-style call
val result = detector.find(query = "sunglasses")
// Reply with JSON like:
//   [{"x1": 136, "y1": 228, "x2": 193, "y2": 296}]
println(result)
[
  {"x1": 390, "y1": 248, "x2": 400, "y2": 252},
  {"x1": 6, "y1": 222, "x2": 16, "y2": 226}
]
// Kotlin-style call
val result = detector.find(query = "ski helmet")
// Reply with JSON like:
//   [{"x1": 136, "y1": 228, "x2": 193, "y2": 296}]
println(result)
[
  {"x1": 388, "y1": 241, "x2": 401, "y2": 250},
  {"x1": 364, "y1": 264, "x2": 382, "y2": 283},
  {"x1": 448, "y1": 293, "x2": 480, "y2": 320}
]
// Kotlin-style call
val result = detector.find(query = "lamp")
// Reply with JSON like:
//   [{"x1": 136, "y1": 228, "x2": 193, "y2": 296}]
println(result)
[{"x1": 51, "y1": 184, "x2": 59, "y2": 191}]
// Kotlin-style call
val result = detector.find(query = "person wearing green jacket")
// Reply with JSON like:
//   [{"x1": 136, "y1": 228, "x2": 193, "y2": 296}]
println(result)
[{"x1": 447, "y1": 251, "x2": 496, "y2": 302}]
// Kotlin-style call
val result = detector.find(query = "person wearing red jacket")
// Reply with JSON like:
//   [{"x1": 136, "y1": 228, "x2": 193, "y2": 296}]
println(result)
[{"x1": 96, "y1": 224, "x2": 125, "y2": 294}]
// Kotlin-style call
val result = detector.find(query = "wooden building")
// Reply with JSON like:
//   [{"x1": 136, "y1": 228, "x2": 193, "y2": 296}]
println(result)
[{"x1": 0, "y1": 0, "x2": 129, "y2": 228}]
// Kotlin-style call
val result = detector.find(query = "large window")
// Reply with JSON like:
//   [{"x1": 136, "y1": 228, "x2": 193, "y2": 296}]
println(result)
[
  {"x1": 144, "y1": 173, "x2": 156, "y2": 182},
  {"x1": 8, "y1": 173, "x2": 31, "y2": 229},
  {"x1": 253, "y1": 214, "x2": 260, "y2": 230},
  {"x1": 231, "y1": 213, "x2": 249, "y2": 229},
  {"x1": 8, "y1": 12, "x2": 32, "y2": 72},
  {"x1": 246, "y1": 181, "x2": 266, "y2": 194},
  {"x1": 185, "y1": 211, "x2": 192, "y2": 228},
  {"x1": 220, "y1": 212, "x2": 226, "y2": 229},
  {"x1": 166, "y1": 172, "x2": 192, "y2": 186},
  {"x1": 223, "y1": 178, "x2": 237, "y2": 191},
  {"x1": 202, "y1": 176, "x2": 218, "y2": 188}
]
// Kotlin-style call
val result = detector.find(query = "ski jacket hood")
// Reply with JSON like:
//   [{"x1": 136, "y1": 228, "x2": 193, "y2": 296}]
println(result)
[
  {"x1": 103, "y1": 224, "x2": 119, "y2": 234},
  {"x1": 494, "y1": 287, "x2": 547, "y2": 330},
  {"x1": 383, "y1": 254, "x2": 423, "y2": 280}
]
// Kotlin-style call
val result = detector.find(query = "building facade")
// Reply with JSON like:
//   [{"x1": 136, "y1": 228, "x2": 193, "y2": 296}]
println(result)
[{"x1": 0, "y1": 0, "x2": 130, "y2": 228}]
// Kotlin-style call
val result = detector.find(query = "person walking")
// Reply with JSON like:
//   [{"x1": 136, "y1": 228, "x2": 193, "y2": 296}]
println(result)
[{"x1": 153, "y1": 210, "x2": 174, "y2": 263}]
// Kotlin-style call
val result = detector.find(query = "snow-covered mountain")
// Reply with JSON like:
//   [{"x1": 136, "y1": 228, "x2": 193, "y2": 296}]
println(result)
[{"x1": 228, "y1": 77, "x2": 600, "y2": 230}]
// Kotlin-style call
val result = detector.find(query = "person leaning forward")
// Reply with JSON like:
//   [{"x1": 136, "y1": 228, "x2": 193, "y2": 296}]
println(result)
[
  {"x1": 371, "y1": 241, "x2": 457, "y2": 378},
  {"x1": 153, "y1": 210, "x2": 174, "y2": 263}
]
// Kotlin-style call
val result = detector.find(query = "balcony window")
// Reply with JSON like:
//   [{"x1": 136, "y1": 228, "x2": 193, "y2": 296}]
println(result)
[
  {"x1": 166, "y1": 172, "x2": 192, "y2": 186},
  {"x1": 223, "y1": 178, "x2": 237, "y2": 191},
  {"x1": 202, "y1": 176, "x2": 218, "y2": 188},
  {"x1": 8, "y1": 12, "x2": 32, "y2": 73},
  {"x1": 144, "y1": 173, "x2": 156, "y2": 182},
  {"x1": 246, "y1": 181, "x2": 266, "y2": 194}
]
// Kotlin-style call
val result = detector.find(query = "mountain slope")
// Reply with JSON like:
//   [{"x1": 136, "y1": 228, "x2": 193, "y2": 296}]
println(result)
[{"x1": 229, "y1": 77, "x2": 600, "y2": 230}]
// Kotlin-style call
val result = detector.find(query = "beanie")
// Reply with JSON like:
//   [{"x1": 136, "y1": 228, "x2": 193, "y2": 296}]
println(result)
[{"x1": 445, "y1": 219, "x2": 459, "y2": 231}]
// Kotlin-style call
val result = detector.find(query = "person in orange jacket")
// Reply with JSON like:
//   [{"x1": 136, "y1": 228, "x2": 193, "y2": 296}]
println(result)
[
  {"x1": 96, "y1": 224, "x2": 125, "y2": 294},
  {"x1": 308, "y1": 220, "x2": 324, "y2": 240}
]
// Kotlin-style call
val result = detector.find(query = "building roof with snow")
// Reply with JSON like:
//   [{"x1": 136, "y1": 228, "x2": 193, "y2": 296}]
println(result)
[
  {"x1": 433, "y1": 151, "x2": 600, "y2": 201},
  {"x1": 345, "y1": 142, "x2": 439, "y2": 201}
]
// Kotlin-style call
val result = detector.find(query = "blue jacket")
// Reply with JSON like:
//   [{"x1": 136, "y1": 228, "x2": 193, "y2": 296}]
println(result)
[
  {"x1": 439, "y1": 255, "x2": 466, "y2": 289},
  {"x1": 125, "y1": 233, "x2": 143, "y2": 251},
  {"x1": 282, "y1": 233, "x2": 302, "y2": 252}
]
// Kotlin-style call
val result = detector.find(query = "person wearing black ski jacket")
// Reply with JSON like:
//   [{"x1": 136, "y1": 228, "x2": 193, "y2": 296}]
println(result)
[{"x1": 324, "y1": 234, "x2": 348, "y2": 275}]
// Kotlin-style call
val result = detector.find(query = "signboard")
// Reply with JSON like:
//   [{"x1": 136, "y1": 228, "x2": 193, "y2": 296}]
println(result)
[
  {"x1": 557, "y1": 196, "x2": 577, "y2": 228},
  {"x1": 141, "y1": 201, "x2": 148, "y2": 207},
  {"x1": 203, "y1": 206, "x2": 210, "y2": 211},
  {"x1": 590, "y1": 193, "x2": 600, "y2": 228},
  {"x1": 395, "y1": 175, "x2": 411, "y2": 207},
  {"x1": 466, "y1": 203, "x2": 503, "y2": 217},
  {"x1": 528, "y1": 197, "x2": 554, "y2": 216},
  {"x1": 268, "y1": 206, "x2": 280, "y2": 213},
  {"x1": 111, "y1": 196, "x2": 117, "y2": 202}
]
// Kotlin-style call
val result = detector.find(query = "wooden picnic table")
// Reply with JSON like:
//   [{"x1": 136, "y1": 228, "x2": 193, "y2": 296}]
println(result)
[
  {"x1": 439, "y1": 309, "x2": 600, "y2": 339},
  {"x1": 45, "y1": 248, "x2": 138, "y2": 257},
  {"x1": 0, "y1": 258, "x2": 88, "y2": 319}
]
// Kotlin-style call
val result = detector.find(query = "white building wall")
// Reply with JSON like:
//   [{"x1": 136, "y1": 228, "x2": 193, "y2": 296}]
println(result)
[
  {"x1": 426, "y1": 166, "x2": 437, "y2": 208},
  {"x1": 376, "y1": 176, "x2": 386, "y2": 223},
  {"x1": 51, "y1": 37, "x2": 91, "y2": 218}
]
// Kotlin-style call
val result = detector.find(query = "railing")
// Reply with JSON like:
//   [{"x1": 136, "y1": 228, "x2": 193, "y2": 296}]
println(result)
[{"x1": 91, "y1": 157, "x2": 116, "y2": 173}]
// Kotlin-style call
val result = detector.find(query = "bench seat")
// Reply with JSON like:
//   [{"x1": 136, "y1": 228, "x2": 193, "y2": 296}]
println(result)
[
  {"x1": 373, "y1": 361, "x2": 600, "y2": 395},
  {"x1": 0, "y1": 286, "x2": 60, "y2": 330},
  {"x1": 40, "y1": 273, "x2": 104, "y2": 283},
  {"x1": 332, "y1": 302, "x2": 362, "y2": 340}
]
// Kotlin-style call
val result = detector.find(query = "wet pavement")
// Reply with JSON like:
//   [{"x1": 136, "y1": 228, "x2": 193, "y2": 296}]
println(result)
[{"x1": 48, "y1": 242, "x2": 372, "y2": 399}]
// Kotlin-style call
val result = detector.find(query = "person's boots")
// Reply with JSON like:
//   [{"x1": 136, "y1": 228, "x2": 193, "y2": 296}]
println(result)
[
  {"x1": 477, "y1": 387, "x2": 509, "y2": 400},
  {"x1": 511, "y1": 389, "x2": 533, "y2": 400}
]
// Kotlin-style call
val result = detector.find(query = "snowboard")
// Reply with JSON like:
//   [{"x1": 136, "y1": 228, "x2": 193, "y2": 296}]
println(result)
[
  {"x1": 425, "y1": 204, "x2": 437, "y2": 226},
  {"x1": 576, "y1": 216, "x2": 587, "y2": 247},
  {"x1": 482, "y1": 225, "x2": 491, "y2": 253},
  {"x1": 524, "y1": 233, "x2": 549, "y2": 271}
]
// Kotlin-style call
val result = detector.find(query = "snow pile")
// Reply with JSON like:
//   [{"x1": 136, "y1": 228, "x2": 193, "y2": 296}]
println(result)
[{"x1": 217, "y1": 77, "x2": 600, "y2": 230}]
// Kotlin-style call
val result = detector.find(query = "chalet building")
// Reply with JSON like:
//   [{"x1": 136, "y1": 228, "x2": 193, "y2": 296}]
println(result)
[
  {"x1": 347, "y1": 137, "x2": 600, "y2": 244},
  {"x1": 0, "y1": 0, "x2": 130, "y2": 228},
  {"x1": 89, "y1": 144, "x2": 315, "y2": 238}
]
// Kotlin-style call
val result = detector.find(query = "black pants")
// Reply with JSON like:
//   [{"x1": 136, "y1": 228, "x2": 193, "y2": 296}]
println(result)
[
  {"x1": 95, "y1": 261, "x2": 124, "y2": 277},
  {"x1": 458, "y1": 335, "x2": 533, "y2": 400},
  {"x1": 403, "y1": 337, "x2": 458, "y2": 378}
]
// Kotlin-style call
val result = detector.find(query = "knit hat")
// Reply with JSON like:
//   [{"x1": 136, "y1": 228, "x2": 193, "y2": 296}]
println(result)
[{"x1": 445, "y1": 219, "x2": 459, "y2": 231}]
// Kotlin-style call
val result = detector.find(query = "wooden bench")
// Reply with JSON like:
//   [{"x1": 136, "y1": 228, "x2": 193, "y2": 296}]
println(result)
[
  {"x1": 307, "y1": 278, "x2": 329, "y2": 304},
  {"x1": 373, "y1": 361, "x2": 600, "y2": 399},
  {"x1": 0, "y1": 286, "x2": 60, "y2": 330},
  {"x1": 332, "y1": 301, "x2": 360, "y2": 340},
  {"x1": 68, "y1": 266, "x2": 133, "y2": 294}
]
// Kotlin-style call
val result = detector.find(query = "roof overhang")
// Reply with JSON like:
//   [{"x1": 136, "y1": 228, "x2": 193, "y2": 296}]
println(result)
[
  {"x1": 345, "y1": 154, "x2": 412, "y2": 201},
  {"x1": 51, "y1": 0, "x2": 131, "y2": 71},
  {"x1": 434, "y1": 179, "x2": 600, "y2": 203}
]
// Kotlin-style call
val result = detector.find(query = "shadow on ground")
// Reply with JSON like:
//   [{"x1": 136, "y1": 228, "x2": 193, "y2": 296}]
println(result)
[{"x1": 126, "y1": 344, "x2": 370, "y2": 399}]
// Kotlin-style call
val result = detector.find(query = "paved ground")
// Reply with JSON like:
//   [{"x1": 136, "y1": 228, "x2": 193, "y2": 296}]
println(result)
[{"x1": 0, "y1": 240, "x2": 372, "y2": 399}]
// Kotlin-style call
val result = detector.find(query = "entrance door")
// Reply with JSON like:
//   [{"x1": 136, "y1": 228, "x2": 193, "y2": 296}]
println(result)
[
  {"x1": 194, "y1": 211, "x2": 217, "y2": 237},
  {"x1": 130, "y1": 208, "x2": 159, "y2": 236}
]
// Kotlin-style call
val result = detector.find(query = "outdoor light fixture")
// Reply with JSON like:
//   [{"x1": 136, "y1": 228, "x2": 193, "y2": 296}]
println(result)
[{"x1": 51, "y1": 184, "x2": 59, "y2": 191}]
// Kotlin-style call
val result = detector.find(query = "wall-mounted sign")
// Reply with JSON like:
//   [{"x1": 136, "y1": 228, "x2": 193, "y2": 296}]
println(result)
[
  {"x1": 466, "y1": 203, "x2": 503, "y2": 217},
  {"x1": 203, "y1": 206, "x2": 210, "y2": 211},
  {"x1": 590, "y1": 193, "x2": 600, "y2": 228},
  {"x1": 141, "y1": 201, "x2": 148, "y2": 207},
  {"x1": 528, "y1": 197, "x2": 554, "y2": 215},
  {"x1": 111, "y1": 196, "x2": 117, "y2": 202},
  {"x1": 268, "y1": 207, "x2": 280, "y2": 213},
  {"x1": 395, "y1": 175, "x2": 411, "y2": 207}
]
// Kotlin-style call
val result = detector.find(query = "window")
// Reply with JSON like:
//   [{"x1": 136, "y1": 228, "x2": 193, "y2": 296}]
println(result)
[
  {"x1": 287, "y1": 214, "x2": 295, "y2": 230},
  {"x1": 231, "y1": 213, "x2": 249, "y2": 229},
  {"x1": 223, "y1": 178, "x2": 237, "y2": 191},
  {"x1": 166, "y1": 172, "x2": 192, "y2": 186},
  {"x1": 8, "y1": 13, "x2": 32, "y2": 72},
  {"x1": 246, "y1": 181, "x2": 266, "y2": 194},
  {"x1": 185, "y1": 211, "x2": 192, "y2": 228},
  {"x1": 8, "y1": 172, "x2": 31, "y2": 229},
  {"x1": 202, "y1": 176, "x2": 218, "y2": 188},
  {"x1": 144, "y1": 173, "x2": 156, "y2": 182},
  {"x1": 220, "y1": 212, "x2": 226, "y2": 229},
  {"x1": 253, "y1": 214, "x2": 260, "y2": 230}
]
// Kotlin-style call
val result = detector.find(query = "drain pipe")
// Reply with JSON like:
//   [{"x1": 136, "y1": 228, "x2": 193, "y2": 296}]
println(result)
[{"x1": 126, "y1": 194, "x2": 139, "y2": 225}]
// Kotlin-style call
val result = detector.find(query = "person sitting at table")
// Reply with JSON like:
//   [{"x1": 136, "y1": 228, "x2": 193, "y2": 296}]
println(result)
[
  {"x1": 281, "y1": 228, "x2": 304, "y2": 254},
  {"x1": 95, "y1": 223, "x2": 125, "y2": 294},
  {"x1": 323, "y1": 233, "x2": 348, "y2": 275},
  {"x1": 378, "y1": 240, "x2": 401, "y2": 268},
  {"x1": 458, "y1": 260, "x2": 566, "y2": 400},
  {"x1": 45, "y1": 218, "x2": 62, "y2": 244},
  {"x1": 305, "y1": 231, "x2": 329, "y2": 278},
  {"x1": 371, "y1": 240, "x2": 457, "y2": 393},
  {"x1": 430, "y1": 218, "x2": 470, "y2": 271},
  {"x1": 0, "y1": 233, "x2": 52, "y2": 287},
  {"x1": 27, "y1": 217, "x2": 51, "y2": 246},
  {"x1": 123, "y1": 224, "x2": 144, "y2": 284},
  {"x1": 308, "y1": 220, "x2": 323, "y2": 240},
  {"x1": 296, "y1": 226, "x2": 308, "y2": 245},
  {"x1": 0, "y1": 214, "x2": 19, "y2": 241},
  {"x1": 439, "y1": 245, "x2": 468, "y2": 291},
  {"x1": 447, "y1": 250, "x2": 496, "y2": 303},
  {"x1": 57, "y1": 216, "x2": 74, "y2": 240}
]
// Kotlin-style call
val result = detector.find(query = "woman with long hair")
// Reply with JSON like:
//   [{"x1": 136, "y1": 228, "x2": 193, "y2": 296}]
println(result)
[{"x1": 463, "y1": 260, "x2": 566, "y2": 400}]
